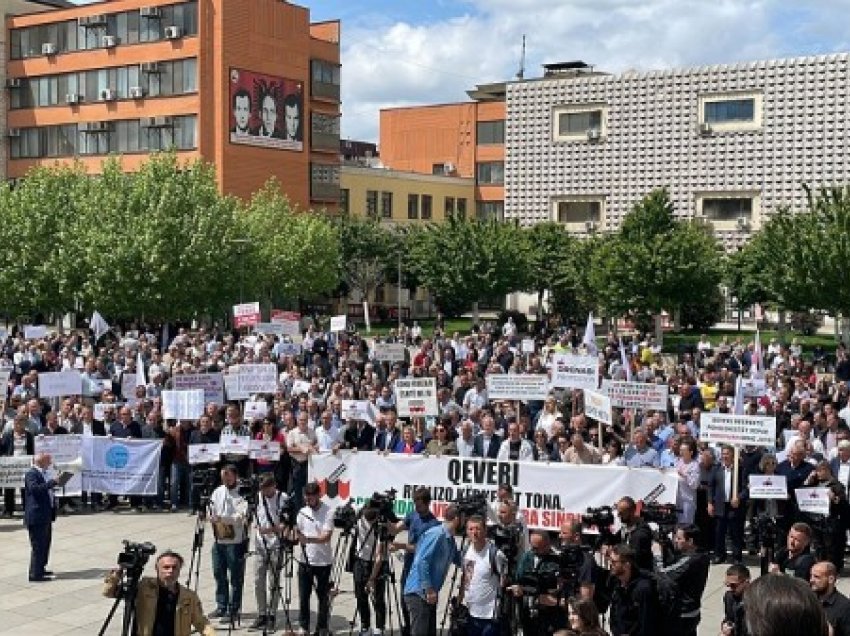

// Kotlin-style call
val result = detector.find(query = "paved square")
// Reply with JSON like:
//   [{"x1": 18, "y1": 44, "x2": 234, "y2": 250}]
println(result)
[{"x1": 2, "y1": 508, "x2": 849, "y2": 634}]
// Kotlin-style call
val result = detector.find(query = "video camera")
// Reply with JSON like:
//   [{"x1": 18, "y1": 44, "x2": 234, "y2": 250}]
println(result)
[
  {"x1": 237, "y1": 475, "x2": 260, "y2": 507},
  {"x1": 117, "y1": 540, "x2": 156, "y2": 580},
  {"x1": 191, "y1": 467, "x2": 217, "y2": 512},
  {"x1": 641, "y1": 502, "x2": 679, "y2": 527},
  {"x1": 333, "y1": 501, "x2": 358, "y2": 532},
  {"x1": 755, "y1": 513, "x2": 778, "y2": 549},
  {"x1": 489, "y1": 523, "x2": 523, "y2": 560},
  {"x1": 582, "y1": 505, "x2": 617, "y2": 546},
  {"x1": 367, "y1": 489, "x2": 400, "y2": 524},
  {"x1": 455, "y1": 492, "x2": 489, "y2": 520}
]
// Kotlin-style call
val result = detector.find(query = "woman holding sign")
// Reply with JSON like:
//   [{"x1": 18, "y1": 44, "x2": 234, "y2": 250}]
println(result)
[{"x1": 803, "y1": 461, "x2": 847, "y2": 570}]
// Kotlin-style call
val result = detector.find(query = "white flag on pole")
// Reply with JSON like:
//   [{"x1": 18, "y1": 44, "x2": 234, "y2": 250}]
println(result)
[
  {"x1": 90, "y1": 311, "x2": 110, "y2": 341},
  {"x1": 619, "y1": 337, "x2": 632, "y2": 381},
  {"x1": 734, "y1": 373, "x2": 745, "y2": 415},
  {"x1": 136, "y1": 352, "x2": 147, "y2": 388},
  {"x1": 582, "y1": 313, "x2": 597, "y2": 355}
]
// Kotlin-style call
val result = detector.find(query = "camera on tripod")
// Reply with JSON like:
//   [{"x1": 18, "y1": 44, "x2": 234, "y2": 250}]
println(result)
[
  {"x1": 454, "y1": 492, "x2": 489, "y2": 536},
  {"x1": 333, "y1": 501, "x2": 358, "y2": 532},
  {"x1": 237, "y1": 474, "x2": 261, "y2": 506},
  {"x1": 367, "y1": 489, "x2": 400, "y2": 524},
  {"x1": 117, "y1": 540, "x2": 156, "y2": 579},
  {"x1": 191, "y1": 467, "x2": 217, "y2": 512},
  {"x1": 489, "y1": 523, "x2": 523, "y2": 561},
  {"x1": 582, "y1": 505, "x2": 617, "y2": 546},
  {"x1": 756, "y1": 513, "x2": 778, "y2": 548}
]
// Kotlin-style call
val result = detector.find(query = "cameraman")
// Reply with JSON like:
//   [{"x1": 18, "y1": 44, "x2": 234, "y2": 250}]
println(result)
[
  {"x1": 557, "y1": 521, "x2": 595, "y2": 601},
  {"x1": 509, "y1": 530, "x2": 567, "y2": 634},
  {"x1": 353, "y1": 504, "x2": 388, "y2": 635},
  {"x1": 493, "y1": 499, "x2": 528, "y2": 558},
  {"x1": 608, "y1": 543, "x2": 660, "y2": 636},
  {"x1": 458, "y1": 515, "x2": 506, "y2": 636},
  {"x1": 250, "y1": 474, "x2": 292, "y2": 631},
  {"x1": 768, "y1": 521, "x2": 816, "y2": 581},
  {"x1": 207, "y1": 464, "x2": 248, "y2": 622},
  {"x1": 103, "y1": 550, "x2": 216, "y2": 636},
  {"x1": 390, "y1": 486, "x2": 440, "y2": 634},
  {"x1": 612, "y1": 496, "x2": 654, "y2": 571},
  {"x1": 295, "y1": 481, "x2": 334, "y2": 636},
  {"x1": 653, "y1": 525, "x2": 710, "y2": 636}
]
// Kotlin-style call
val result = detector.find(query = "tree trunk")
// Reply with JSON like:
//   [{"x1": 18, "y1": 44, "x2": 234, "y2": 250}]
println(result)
[
  {"x1": 778, "y1": 309, "x2": 787, "y2": 341},
  {"x1": 841, "y1": 317, "x2": 850, "y2": 347},
  {"x1": 673, "y1": 309, "x2": 681, "y2": 332},
  {"x1": 655, "y1": 314, "x2": 664, "y2": 350},
  {"x1": 473, "y1": 302, "x2": 480, "y2": 325},
  {"x1": 536, "y1": 289, "x2": 544, "y2": 324}
]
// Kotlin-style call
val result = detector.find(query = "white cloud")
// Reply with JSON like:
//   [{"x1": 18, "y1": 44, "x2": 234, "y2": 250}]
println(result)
[{"x1": 339, "y1": 0, "x2": 850, "y2": 141}]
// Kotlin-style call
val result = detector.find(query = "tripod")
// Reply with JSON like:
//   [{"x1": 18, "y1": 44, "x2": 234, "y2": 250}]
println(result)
[
  {"x1": 439, "y1": 536, "x2": 468, "y2": 634},
  {"x1": 98, "y1": 571, "x2": 140, "y2": 636},
  {"x1": 185, "y1": 501, "x2": 208, "y2": 592},
  {"x1": 261, "y1": 539, "x2": 296, "y2": 635}
]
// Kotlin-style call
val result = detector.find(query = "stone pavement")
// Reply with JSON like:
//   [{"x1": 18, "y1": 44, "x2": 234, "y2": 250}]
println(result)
[{"x1": 2, "y1": 508, "x2": 850, "y2": 635}]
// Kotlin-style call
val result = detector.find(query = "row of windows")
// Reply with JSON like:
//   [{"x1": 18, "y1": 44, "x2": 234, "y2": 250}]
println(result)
[
  {"x1": 10, "y1": 59, "x2": 197, "y2": 108},
  {"x1": 309, "y1": 163, "x2": 340, "y2": 201},
  {"x1": 9, "y1": 116, "x2": 197, "y2": 159},
  {"x1": 10, "y1": 2, "x2": 198, "y2": 59},
  {"x1": 340, "y1": 190, "x2": 468, "y2": 221},
  {"x1": 553, "y1": 93, "x2": 762, "y2": 142}
]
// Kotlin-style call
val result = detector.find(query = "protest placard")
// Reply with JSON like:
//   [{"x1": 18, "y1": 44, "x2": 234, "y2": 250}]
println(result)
[
  {"x1": 24, "y1": 325, "x2": 47, "y2": 340},
  {"x1": 341, "y1": 400, "x2": 376, "y2": 424},
  {"x1": 291, "y1": 379, "x2": 312, "y2": 396},
  {"x1": 237, "y1": 364, "x2": 278, "y2": 394},
  {"x1": 748, "y1": 475, "x2": 788, "y2": 500},
  {"x1": 233, "y1": 302, "x2": 261, "y2": 328},
  {"x1": 395, "y1": 378, "x2": 438, "y2": 417},
  {"x1": 271, "y1": 310, "x2": 302, "y2": 342},
  {"x1": 188, "y1": 443, "x2": 221, "y2": 465},
  {"x1": 373, "y1": 343, "x2": 407, "y2": 363},
  {"x1": 485, "y1": 374, "x2": 550, "y2": 401},
  {"x1": 36, "y1": 434, "x2": 83, "y2": 495},
  {"x1": 521, "y1": 339, "x2": 536, "y2": 354},
  {"x1": 219, "y1": 433, "x2": 251, "y2": 456},
  {"x1": 0, "y1": 456, "x2": 33, "y2": 488},
  {"x1": 601, "y1": 380, "x2": 669, "y2": 411},
  {"x1": 277, "y1": 343, "x2": 302, "y2": 357},
  {"x1": 120, "y1": 374, "x2": 137, "y2": 401},
  {"x1": 584, "y1": 389, "x2": 613, "y2": 425},
  {"x1": 223, "y1": 373, "x2": 248, "y2": 401},
  {"x1": 550, "y1": 354, "x2": 598, "y2": 390},
  {"x1": 161, "y1": 389, "x2": 205, "y2": 421},
  {"x1": 795, "y1": 487, "x2": 831, "y2": 515},
  {"x1": 330, "y1": 315, "x2": 347, "y2": 333},
  {"x1": 255, "y1": 322, "x2": 285, "y2": 336},
  {"x1": 93, "y1": 402, "x2": 123, "y2": 421},
  {"x1": 244, "y1": 400, "x2": 269, "y2": 421},
  {"x1": 700, "y1": 414, "x2": 777, "y2": 447},
  {"x1": 741, "y1": 378, "x2": 768, "y2": 399},
  {"x1": 249, "y1": 440, "x2": 281, "y2": 461},
  {"x1": 173, "y1": 373, "x2": 225, "y2": 405},
  {"x1": 38, "y1": 371, "x2": 83, "y2": 398}
]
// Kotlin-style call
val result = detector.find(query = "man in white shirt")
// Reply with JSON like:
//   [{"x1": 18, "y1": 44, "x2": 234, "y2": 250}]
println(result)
[
  {"x1": 460, "y1": 515, "x2": 506, "y2": 634},
  {"x1": 497, "y1": 422, "x2": 534, "y2": 462},
  {"x1": 296, "y1": 481, "x2": 334, "y2": 636},
  {"x1": 463, "y1": 377, "x2": 489, "y2": 412},
  {"x1": 314, "y1": 410, "x2": 341, "y2": 452},
  {"x1": 207, "y1": 465, "x2": 248, "y2": 622},
  {"x1": 250, "y1": 475, "x2": 291, "y2": 631}
]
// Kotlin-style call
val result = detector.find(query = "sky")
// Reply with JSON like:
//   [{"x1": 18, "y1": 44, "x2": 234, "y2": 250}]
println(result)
[{"x1": 71, "y1": 0, "x2": 850, "y2": 143}]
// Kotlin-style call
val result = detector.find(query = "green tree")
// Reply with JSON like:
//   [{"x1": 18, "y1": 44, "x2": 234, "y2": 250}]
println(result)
[
  {"x1": 334, "y1": 215, "x2": 396, "y2": 303},
  {"x1": 407, "y1": 216, "x2": 529, "y2": 317},
  {"x1": 523, "y1": 222, "x2": 576, "y2": 321},
  {"x1": 240, "y1": 179, "x2": 340, "y2": 309}
]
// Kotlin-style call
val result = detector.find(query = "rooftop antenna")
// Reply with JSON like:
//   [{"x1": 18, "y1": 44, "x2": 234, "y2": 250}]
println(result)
[{"x1": 516, "y1": 34, "x2": 526, "y2": 80}]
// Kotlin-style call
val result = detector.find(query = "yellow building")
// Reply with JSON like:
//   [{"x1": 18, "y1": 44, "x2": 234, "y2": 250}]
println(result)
[{"x1": 340, "y1": 164, "x2": 474, "y2": 224}]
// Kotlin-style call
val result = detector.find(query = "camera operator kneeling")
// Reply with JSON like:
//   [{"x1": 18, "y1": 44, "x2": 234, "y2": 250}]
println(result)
[
  {"x1": 509, "y1": 530, "x2": 568, "y2": 634},
  {"x1": 103, "y1": 551, "x2": 216, "y2": 636}
]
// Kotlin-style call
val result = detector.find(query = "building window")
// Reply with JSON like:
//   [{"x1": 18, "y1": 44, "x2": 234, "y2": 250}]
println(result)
[
  {"x1": 476, "y1": 161, "x2": 504, "y2": 185},
  {"x1": 476, "y1": 201, "x2": 504, "y2": 221},
  {"x1": 696, "y1": 192, "x2": 758, "y2": 230},
  {"x1": 310, "y1": 163, "x2": 340, "y2": 201},
  {"x1": 476, "y1": 120, "x2": 505, "y2": 145},
  {"x1": 311, "y1": 59, "x2": 340, "y2": 101},
  {"x1": 551, "y1": 196, "x2": 605, "y2": 232},
  {"x1": 340, "y1": 188, "x2": 349, "y2": 214},
  {"x1": 381, "y1": 191, "x2": 393, "y2": 219},
  {"x1": 421, "y1": 195, "x2": 432, "y2": 220},
  {"x1": 456, "y1": 198, "x2": 467, "y2": 220},
  {"x1": 444, "y1": 196, "x2": 455, "y2": 218},
  {"x1": 311, "y1": 112, "x2": 340, "y2": 151},
  {"x1": 366, "y1": 190, "x2": 378, "y2": 218},
  {"x1": 407, "y1": 194, "x2": 419, "y2": 219},
  {"x1": 698, "y1": 92, "x2": 762, "y2": 132},
  {"x1": 553, "y1": 104, "x2": 607, "y2": 141}
]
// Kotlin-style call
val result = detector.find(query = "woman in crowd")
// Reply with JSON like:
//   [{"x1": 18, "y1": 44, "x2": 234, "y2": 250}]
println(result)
[
  {"x1": 803, "y1": 460, "x2": 847, "y2": 570},
  {"x1": 675, "y1": 435, "x2": 701, "y2": 524},
  {"x1": 424, "y1": 422, "x2": 458, "y2": 456},
  {"x1": 392, "y1": 425, "x2": 424, "y2": 455},
  {"x1": 532, "y1": 428, "x2": 556, "y2": 462}
]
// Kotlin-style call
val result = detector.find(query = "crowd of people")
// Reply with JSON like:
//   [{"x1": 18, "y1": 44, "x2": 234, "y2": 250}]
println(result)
[{"x1": 4, "y1": 316, "x2": 850, "y2": 634}]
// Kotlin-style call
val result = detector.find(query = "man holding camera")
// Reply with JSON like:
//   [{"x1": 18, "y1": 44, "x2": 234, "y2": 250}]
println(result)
[
  {"x1": 403, "y1": 504, "x2": 463, "y2": 636},
  {"x1": 457, "y1": 515, "x2": 506, "y2": 636},
  {"x1": 103, "y1": 550, "x2": 216, "y2": 636},
  {"x1": 250, "y1": 474, "x2": 292, "y2": 631},
  {"x1": 608, "y1": 543, "x2": 660, "y2": 636},
  {"x1": 353, "y1": 503, "x2": 388, "y2": 635},
  {"x1": 207, "y1": 464, "x2": 248, "y2": 622},
  {"x1": 653, "y1": 525, "x2": 710, "y2": 636},
  {"x1": 295, "y1": 481, "x2": 334, "y2": 636},
  {"x1": 509, "y1": 530, "x2": 567, "y2": 634}
]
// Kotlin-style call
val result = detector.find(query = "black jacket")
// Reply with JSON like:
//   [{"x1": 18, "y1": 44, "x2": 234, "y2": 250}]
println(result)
[
  {"x1": 723, "y1": 590, "x2": 748, "y2": 636},
  {"x1": 822, "y1": 589, "x2": 850, "y2": 636},
  {"x1": 616, "y1": 519, "x2": 654, "y2": 572},
  {"x1": 343, "y1": 423, "x2": 375, "y2": 451},
  {"x1": 609, "y1": 572, "x2": 660, "y2": 636},
  {"x1": 657, "y1": 551, "x2": 710, "y2": 617}
]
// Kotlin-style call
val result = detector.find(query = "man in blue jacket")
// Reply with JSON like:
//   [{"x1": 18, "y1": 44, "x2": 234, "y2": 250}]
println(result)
[
  {"x1": 24, "y1": 453, "x2": 57, "y2": 582},
  {"x1": 403, "y1": 504, "x2": 462, "y2": 636}
]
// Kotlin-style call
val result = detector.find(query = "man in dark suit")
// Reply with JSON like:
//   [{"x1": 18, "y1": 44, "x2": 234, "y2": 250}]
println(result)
[
  {"x1": 472, "y1": 415, "x2": 501, "y2": 459},
  {"x1": 830, "y1": 440, "x2": 850, "y2": 550},
  {"x1": 1, "y1": 414, "x2": 35, "y2": 517},
  {"x1": 709, "y1": 445, "x2": 748, "y2": 564},
  {"x1": 342, "y1": 419, "x2": 375, "y2": 451},
  {"x1": 25, "y1": 453, "x2": 57, "y2": 581},
  {"x1": 373, "y1": 412, "x2": 401, "y2": 452}
]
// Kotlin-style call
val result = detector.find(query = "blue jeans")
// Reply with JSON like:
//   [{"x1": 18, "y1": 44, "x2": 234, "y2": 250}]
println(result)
[
  {"x1": 467, "y1": 617, "x2": 499, "y2": 636},
  {"x1": 211, "y1": 542, "x2": 246, "y2": 614},
  {"x1": 170, "y1": 462, "x2": 190, "y2": 508}
]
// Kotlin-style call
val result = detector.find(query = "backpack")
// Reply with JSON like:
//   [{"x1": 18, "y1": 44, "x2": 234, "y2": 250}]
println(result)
[{"x1": 648, "y1": 570, "x2": 682, "y2": 636}]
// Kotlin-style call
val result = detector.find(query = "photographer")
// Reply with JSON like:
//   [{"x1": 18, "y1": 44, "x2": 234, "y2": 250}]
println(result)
[
  {"x1": 103, "y1": 550, "x2": 216, "y2": 636},
  {"x1": 206, "y1": 464, "x2": 248, "y2": 622},
  {"x1": 353, "y1": 503, "x2": 388, "y2": 635},
  {"x1": 509, "y1": 530, "x2": 567, "y2": 634},
  {"x1": 652, "y1": 525, "x2": 710, "y2": 636},
  {"x1": 403, "y1": 504, "x2": 463, "y2": 636},
  {"x1": 492, "y1": 499, "x2": 528, "y2": 558},
  {"x1": 612, "y1": 496, "x2": 654, "y2": 571},
  {"x1": 769, "y1": 521, "x2": 816, "y2": 581},
  {"x1": 390, "y1": 486, "x2": 440, "y2": 633},
  {"x1": 608, "y1": 543, "x2": 660, "y2": 636},
  {"x1": 250, "y1": 474, "x2": 292, "y2": 631},
  {"x1": 458, "y1": 515, "x2": 506, "y2": 636},
  {"x1": 557, "y1": 522, "x2": 595, "y2": 602},
  {"x1": 295, "y1": 481, "x2": 334, "y2": 636}
]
